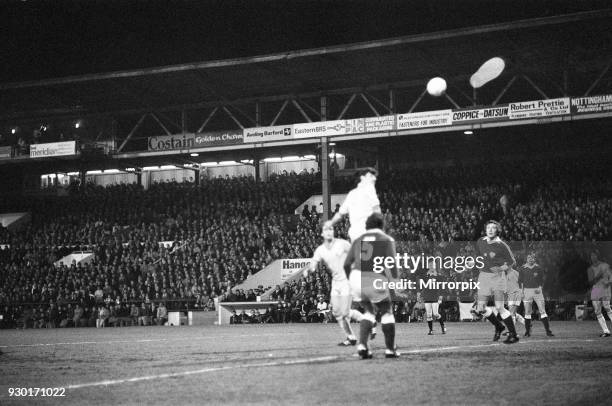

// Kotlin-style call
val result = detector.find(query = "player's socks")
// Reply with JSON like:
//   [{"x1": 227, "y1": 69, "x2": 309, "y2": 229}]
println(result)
[
  {"x1": 486, "y1": 313, "x2": 504, "y2": 329},
  {"x1": 360, "y1": 319, "x2": 373, "y2": 348},
  {"x1": 541, "y1": 317, "x2": 553, "y2": 336},
  {"x1": 439, "y1": 319, "x2": 446, "y2": 334},
  {"x1": 597, "y1": 315, "x2": 610, "y2": 334},
  {"x1": 339, "y1": 317, "x2": 355, "y2": 338},
  {"x1": 502, "y1": 316, "x2": 517, "y2": 335},
  {"x1": 524, "y1": 318, "x2": 532, "y2": 337},
  {"x1": 382, "y1": 322, "x2": 395, "y2": 352},
  {"x1": 487, "y1": 314, "x2": 505, "y2": 341},
  {"x1": 427, "y1": 320, "x2": 433, "y2": 332}
]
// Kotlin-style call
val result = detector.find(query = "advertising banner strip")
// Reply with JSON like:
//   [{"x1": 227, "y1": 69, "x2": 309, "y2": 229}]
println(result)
[
  {"x1": 452, "y1": 105, "x2": 509, "y2": 123},
  {"x1": 293, "y1": 120, "x2": 347, "y2": 138},
  {"x1": 508, "y1": 97, "x2": 571, "y2": 120},
  {"x1": 344, "y1": 118, "x2": 365, "y2": 134},
  {"x1": 571, "y1": 94, "x2": 612, "y2": 115},
  {"x1": 139, "y1": 96, "x2": 611, "y2": 151},
  {"x1": 148, "y1": 131, "x2": 242, "y2": 151},
  {"x1": 243, "y1": 125, "x2": 294, "y2": 143},
  {"x1": 30, "y1": 141, "x2": 76, "y2": 158},
  {"x1": 365, "y1": 115, "x2": 396, "y2": 132},
  {"x1": 195, "y1": 131, "x2": 243, "y2": 147},
  {"x1": 396, "y1": 109, "x2": 453, "y2": 130}
]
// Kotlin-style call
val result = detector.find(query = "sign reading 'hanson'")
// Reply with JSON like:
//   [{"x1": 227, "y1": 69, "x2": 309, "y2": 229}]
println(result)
[
  {"x1": 280, "y1": 259, "x2": 310, "y2": 281},
  {"x1": 148, "y1": 131, "x2": 242, "y2": 151}
]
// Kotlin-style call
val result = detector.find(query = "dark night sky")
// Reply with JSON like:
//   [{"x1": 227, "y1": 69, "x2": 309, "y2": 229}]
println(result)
[{"x1": 1, "y1": 0, "x2": 609, "y2": 83}]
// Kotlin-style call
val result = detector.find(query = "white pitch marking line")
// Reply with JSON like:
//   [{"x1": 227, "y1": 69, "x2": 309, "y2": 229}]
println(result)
[
  {"x1": 63, "y1": 338, "x2": 606, "y2": 390},
  {"x1": 404, "y1": 343, "x2": 501, "y2": 353},
  {"x1": 0, "y1": 333, "x2": 284, "y2": 348},
  {"x1": 0, "y1": 339, "x2": 167, "y2": 348},
  {"x1": 67, "y1": 355, "x2": 341, "y2": 390}
]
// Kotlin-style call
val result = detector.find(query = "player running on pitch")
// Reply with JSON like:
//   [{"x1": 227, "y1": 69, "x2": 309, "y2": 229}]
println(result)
[
  {"x1": 344, "y1": 213, "x2": 399, "y2": 359},
  {"x1": 587, "y1": 251, "x2": 612, "y2": 337},
  {"x1": 474, "y1": 220, "x2": 519, "y2": 344},
  {"x1": 422, "y1": 258, "x2": 447, "y2": 335},
  {"x1": 304, "y1": 223, "x2": 364, "y2": 346},
  {"x1": 520, "y1": 252, "x2": 553, "y2": 337}
]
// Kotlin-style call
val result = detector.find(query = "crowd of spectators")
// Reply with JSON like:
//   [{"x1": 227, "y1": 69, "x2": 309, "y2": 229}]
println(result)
[{"x1": 1, "y1": 156, "x2": 611, "y2": 328}]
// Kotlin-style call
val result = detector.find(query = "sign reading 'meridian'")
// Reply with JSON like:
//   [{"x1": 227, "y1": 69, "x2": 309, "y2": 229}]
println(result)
[{"x1": 30, "y1": 141, "x2": 76, "y2": 158}]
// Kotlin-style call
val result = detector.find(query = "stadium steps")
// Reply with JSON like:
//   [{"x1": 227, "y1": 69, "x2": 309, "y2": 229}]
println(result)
[
  {"x1": 293, "y1": 193, "x2": 347, "y2": 215},
  {"x1": 0, "y1": 212, "x2": 31, "y2": 231},
  {"x1": 53, "y1": 252, "x2": 95, "y2": 268}
]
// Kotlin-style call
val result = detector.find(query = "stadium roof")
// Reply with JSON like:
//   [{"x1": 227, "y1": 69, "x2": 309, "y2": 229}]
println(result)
[{"x1": 2, "y1": 9, "x2": 611, "y2": 122}]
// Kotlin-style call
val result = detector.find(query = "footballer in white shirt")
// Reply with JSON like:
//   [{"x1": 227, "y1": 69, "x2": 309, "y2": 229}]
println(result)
[
  {"x1": 305, "y1": 223, "x2": 364, "y2": 346},
  {"x1": 325, "y1": 167, "x2": 381, "y2": 339},
  {"x1": 326, "y1": 167, "x2": 381, "y2": 242}
]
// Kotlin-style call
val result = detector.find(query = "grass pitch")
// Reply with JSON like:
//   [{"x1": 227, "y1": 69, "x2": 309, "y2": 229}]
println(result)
[{"x1": 1, "y1": 321, "x2": 611, "y2": 405}]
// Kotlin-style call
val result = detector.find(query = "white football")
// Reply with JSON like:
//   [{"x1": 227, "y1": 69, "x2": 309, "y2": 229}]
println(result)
[{"x1": 427, "y1": 77, "x2": 447, "y2": 96}]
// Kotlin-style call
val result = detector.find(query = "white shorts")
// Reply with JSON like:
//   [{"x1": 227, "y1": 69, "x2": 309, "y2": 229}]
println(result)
[
  {"x1": 350, "y1": 270, "x2": 391, "y2": 304},
  {"x1": 331, "y1": 279, "x2": 351, "y2": 297},
  {"x1": 591, "y1": 286, "x2": 611, "y2": 301},
  {"x1": 506, "y1": 290, "x2": 522, "y2": 306},
  {"x1": 330, "y1": 279, "x2": 352, "y2": 318},
  {"x1": 425, "y1": 302, "x2": 441, "y2": 321},
  {"x1": 478, "y1": 272, "x2": 506, "y2": 301},
  {"x1": 523, "y1": 287, "x2": 545, "y2": 303}
]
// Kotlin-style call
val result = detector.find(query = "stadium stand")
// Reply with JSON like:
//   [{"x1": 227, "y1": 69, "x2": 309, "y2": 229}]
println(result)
[{"x1": 1, "y1": 156, "x2": 611, "y2": 328}]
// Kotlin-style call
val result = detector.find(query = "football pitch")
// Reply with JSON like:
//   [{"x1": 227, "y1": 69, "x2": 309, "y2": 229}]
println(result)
[{"x1": 1, "y1": 321, "x2": 611, "y2": 405}]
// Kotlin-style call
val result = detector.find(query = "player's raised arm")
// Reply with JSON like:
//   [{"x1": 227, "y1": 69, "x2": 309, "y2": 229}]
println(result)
[{"x1": 499, "y1": 240, "x2": 517, "y2": 269}]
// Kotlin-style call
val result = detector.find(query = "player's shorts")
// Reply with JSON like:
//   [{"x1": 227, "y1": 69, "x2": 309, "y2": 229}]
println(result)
[
  {"x1": 523, "y1": 287, "x2": 545, "y2": 303},
  {"x1": 506, "y1": 290, "x2": 522, "y2": 306},
  {"x1": 590, "y1": 285, "x2": 611, "y2": 301},
  {"x1": 348, "y1": 226, "x2": 366, "y2": 242},
  {"x1": 349, "y1": 270, "x2": 391, "y2": 304},
  {"x1": 330, "y1": 279, "x2": 351, "y2": 317},
  {"x1": 424, "y1": 302, "x2": 440, "y2": 321},
  {"x1": 477, "y1": 272, "x2": 506, "y2": 301}
]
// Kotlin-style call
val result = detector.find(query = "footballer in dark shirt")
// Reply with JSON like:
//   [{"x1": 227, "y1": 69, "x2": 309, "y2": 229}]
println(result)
[
  {"x1": 421, "y1": 261, "x2": 447, "y2": 335},
  {"x1": 474, "y1": 220, "x2": 519, "y2": 344},
  {"x1": 344, "y1": 213, "x2": 399, "y2": 359},
  {"x1": 520, "y1": 253, "x2": 553, "y2": 337}
]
